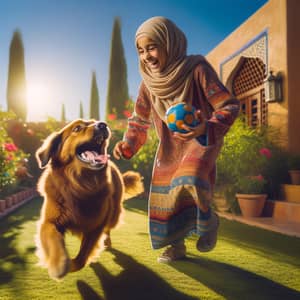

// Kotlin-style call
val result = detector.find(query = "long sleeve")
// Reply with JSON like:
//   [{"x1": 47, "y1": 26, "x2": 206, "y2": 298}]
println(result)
[
  {"x1": 195, "y1": 61, "x2": 240, "y2": 145},
  {"x1": 121, "y1": 83, "x2": 152, "y2": 159}
]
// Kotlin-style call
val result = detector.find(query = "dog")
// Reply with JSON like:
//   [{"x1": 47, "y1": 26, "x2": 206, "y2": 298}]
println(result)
[{"x1": 35, "y1": 119, "x2": 143, "y2": 280}]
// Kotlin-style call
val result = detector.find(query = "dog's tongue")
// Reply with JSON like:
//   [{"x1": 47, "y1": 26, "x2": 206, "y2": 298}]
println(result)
[{"x1": 83, "y1": 151, "x2": 110, "y2": 164}]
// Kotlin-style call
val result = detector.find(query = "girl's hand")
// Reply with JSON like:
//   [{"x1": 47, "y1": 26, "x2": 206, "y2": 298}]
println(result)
[
  {"x1": 113, "y1": 141, "x2": 126, "y2": 160},
  {"x1": 173, "y1": 110, "x2": 206, "y2": 142}
]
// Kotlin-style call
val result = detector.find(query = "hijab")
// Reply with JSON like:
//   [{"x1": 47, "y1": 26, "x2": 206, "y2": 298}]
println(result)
[{"x1": 135, "y1": 16, "x2": 204, "y2": 119}]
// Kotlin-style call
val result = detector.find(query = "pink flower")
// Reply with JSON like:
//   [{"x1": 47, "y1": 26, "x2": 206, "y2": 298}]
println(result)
[
  {"x1": 4, "y1": 143, "x2": 18, "y2": 152},
  {"x1": 254, "y1": 174, "x2": 264, "y2": 181},
  {"x1": 6, "y1": 154, "x2": 13, "y2": 161},
  {"x1": 259, "y1": 148, "x2": 272, "y2": 159},
  {"x1": 123, "y1": 110, "x2": 132, "y2": 118},
  {"x1": 107, "y1": 114, "x2": 116, "y2": 121}
]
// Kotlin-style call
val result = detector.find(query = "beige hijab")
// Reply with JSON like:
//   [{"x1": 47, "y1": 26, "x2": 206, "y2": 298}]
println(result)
[{"x1": 135, "y1": 16, "x2": 204, "y2": 119}]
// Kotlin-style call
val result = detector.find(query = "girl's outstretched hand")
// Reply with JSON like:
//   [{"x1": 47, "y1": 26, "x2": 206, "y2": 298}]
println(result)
[
  {"x1": 173, "y1": 109, "x2": 206, "y2": 142},
  {"x1": 113, "y1": 141, "x2": 126, "y2": 160}
]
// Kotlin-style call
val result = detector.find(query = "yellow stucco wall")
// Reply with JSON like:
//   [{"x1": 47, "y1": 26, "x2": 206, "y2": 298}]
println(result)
[{"x1": 206, "y1": 0, "x2": 298, "y2": 151}]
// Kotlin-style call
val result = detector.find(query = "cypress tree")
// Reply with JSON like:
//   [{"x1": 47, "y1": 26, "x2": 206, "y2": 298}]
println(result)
[
  {"x1": 106, "y1": 17, "x2": 129, "y2": 120},
  {"x1": 7, "y1": 30, "x2": 27, "y2": 121},
  {"x1": 89, "y1": 71, "x2": 100, "y2": 120},
  {"x1": 61, "y1": 103, "x2": 66, "y2": 122},
  {"x1": 79, "y1": 101, "x2": 84, "y2": 119}
]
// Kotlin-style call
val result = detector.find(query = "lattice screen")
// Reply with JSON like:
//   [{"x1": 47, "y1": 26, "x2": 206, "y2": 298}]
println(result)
[
  {"x1": 233, "y1": 57, "x2": 266, "y2": 95},
  {"x1": 232, "y1": 57, "x2": 267, "y2": 127}
]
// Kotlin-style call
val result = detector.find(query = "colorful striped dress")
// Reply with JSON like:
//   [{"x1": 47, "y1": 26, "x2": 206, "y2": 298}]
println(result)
[{"x1": 121, "y1": 61, "x2": 240, "y2": 249}]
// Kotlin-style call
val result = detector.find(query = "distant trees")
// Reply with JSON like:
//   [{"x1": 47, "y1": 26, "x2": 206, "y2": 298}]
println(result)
[
  {"x1": 79, "y1": 101, "x2": 84, "y2": 119},
  {"x1": 89, "y1": 71, "x2": 100, "y2": 119},
  {"x1": 7, "y1": 30, "x2": 27, "y2": 121},
  {"x1": 106, "y1": 17, "x2": 129, "y2": 120},
  {"x1": 61, "y1": 103, "x2": 66, "y2": 122}
]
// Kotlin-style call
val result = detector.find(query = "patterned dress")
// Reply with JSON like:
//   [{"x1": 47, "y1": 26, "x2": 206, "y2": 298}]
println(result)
[{"x1": 122, "y1": 61, "x2": 240, "y2": 249}]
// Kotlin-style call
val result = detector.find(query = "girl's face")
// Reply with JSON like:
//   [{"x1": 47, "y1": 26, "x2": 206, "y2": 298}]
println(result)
[{"x1": 137, "y1": 36, "x2": 167, "y2": 73}]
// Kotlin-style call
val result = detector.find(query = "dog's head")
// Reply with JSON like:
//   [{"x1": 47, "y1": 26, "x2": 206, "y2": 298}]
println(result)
[{"x1": 36, "y1": 119, "x2": 111, "y2": 171}]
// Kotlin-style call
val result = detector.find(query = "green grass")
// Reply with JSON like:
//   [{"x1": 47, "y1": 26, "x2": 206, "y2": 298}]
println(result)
[{"x1": 0, "y1": 197, "x2": 300, "y2": 300}]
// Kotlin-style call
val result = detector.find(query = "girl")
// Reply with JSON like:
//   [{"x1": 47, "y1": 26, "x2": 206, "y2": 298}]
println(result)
[{"x1": 113, "y1": 16, "x2": 240, "y2": 262}]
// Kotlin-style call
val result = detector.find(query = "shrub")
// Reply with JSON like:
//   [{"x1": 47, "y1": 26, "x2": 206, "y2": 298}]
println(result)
[
  {"x1": 107, "y1": 120, "x2": 158, "y2": 189},
  {"x1": 130, "y1": 126, "x2": 158, "y2": 185},
  {"x1": 0, "y1": 109, "x2": 29, "y2": 194},
  {"x1": 236, "y1": 175, "x2": 267, "y2": 194},
  {"x1": 287, "y1": 154, "x2": 300, "y2": 170},
  {"x1": 216, "y1": 117, "x2": 288, "y2": 209}
]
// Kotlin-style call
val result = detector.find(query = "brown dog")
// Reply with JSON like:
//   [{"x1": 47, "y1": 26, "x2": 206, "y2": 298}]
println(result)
[{"x1": 35, "y1": 119, "x2": 143, "y2": 280}]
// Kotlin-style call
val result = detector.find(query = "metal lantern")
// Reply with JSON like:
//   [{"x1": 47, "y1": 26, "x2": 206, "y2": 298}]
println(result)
[{"x1": 264, "y1": 70, "x2": 283, "y2": 103}]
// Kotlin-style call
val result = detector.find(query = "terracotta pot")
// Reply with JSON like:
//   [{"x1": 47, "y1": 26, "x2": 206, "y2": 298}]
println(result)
[
  {"x1": 236, "y1": 193, "x2": 267, "y2": 217},
  {"x1": 213, "y1": 195, "x2": 230, "y2": 212},
  {"x1": 288, "y1": 170, "x2": 300, "y2": 185}
]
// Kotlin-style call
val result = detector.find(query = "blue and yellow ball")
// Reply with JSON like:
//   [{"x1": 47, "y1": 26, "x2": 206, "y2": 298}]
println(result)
[{"x1": 165, "y1": 103, "x2": 199, "y2": 133}]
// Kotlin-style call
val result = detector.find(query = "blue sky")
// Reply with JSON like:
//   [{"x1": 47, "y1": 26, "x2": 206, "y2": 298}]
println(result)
[{"x1": 0, "y1": 0, "x2": 268, "y2": 121}]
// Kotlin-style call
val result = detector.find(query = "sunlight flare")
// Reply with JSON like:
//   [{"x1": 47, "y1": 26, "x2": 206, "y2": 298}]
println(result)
[{"x1": 27, "y1": 80, "x2": 53, "y2": 121}]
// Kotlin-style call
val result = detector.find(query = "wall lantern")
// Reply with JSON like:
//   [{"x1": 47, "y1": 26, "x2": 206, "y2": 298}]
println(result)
[{"x1": 264, "y1": 70, "x2": 283, "y2": 103}]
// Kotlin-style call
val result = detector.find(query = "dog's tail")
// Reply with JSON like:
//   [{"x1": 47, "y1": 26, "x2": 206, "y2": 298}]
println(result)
[{"x1": 122, "y1": 171, "x2": 144, "y2": 200}]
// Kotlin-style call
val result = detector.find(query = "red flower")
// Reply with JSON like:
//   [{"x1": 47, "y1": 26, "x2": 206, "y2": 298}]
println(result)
[
  {"x1": 123, "y1": 110, "x2": 132, "y2": 118},
  {"x1": 253, "y1": 174, "x2": 264, "y2": 181},
  {"x1": 4, "y1": 143, "x2": 18, "y2": 152},
  {"x1": 107, "y1": 114, "x2": 117, "y2": 121},
  {"x1": 259, "y1": 148, "x2": 272, "y2": 159}
]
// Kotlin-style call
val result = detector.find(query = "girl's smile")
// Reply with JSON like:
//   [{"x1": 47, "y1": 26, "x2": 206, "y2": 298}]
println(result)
[{"x1": 137, "y1": 36, "x2": 167, "y2": 73}]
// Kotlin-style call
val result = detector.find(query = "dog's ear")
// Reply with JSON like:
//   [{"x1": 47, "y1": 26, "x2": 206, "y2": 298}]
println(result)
[{"x1": 36, "y1": 132, "x2": 62, "y2": 168}]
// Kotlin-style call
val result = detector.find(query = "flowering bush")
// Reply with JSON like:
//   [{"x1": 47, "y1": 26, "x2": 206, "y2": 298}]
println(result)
[
  {"x1": 236, "y1": 175, "x2": 267, "y2": 194},
  {"x1": 0, "y1": 109, "x2": 29, "y2": 192},
  {"x1": 215, "y1": 117, "x2": 287, "y2": 210},
  {"x1": 217, "y1": 117, "x2": 272, "y2": 186}
]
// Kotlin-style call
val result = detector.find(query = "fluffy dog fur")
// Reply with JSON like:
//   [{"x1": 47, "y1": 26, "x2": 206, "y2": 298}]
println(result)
[{"x1": 35, "y1": 119, "x2": 143, "y2": 280}]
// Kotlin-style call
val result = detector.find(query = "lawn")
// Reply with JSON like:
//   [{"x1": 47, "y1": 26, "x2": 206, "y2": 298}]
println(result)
[{"x1": 0, "y1": 196, "x2": 300, "y2": 300}]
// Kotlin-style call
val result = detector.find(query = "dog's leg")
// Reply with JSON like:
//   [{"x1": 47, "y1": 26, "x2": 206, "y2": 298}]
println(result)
[
  {"x1": 70, "y1": 225, "x2": 105, "y2": 272},
  {"x1": 103, "y1": 230, "x2": 112, "y2": 250},
  {"x1": 37, "y1": 221, "x2": 69, "y2": 280}
]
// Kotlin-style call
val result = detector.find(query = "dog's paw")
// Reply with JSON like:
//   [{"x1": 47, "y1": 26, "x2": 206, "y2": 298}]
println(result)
[
  {"x1": 103, "y1": 235, "x2": 112, "y2": 250},
  {"x1": 48, "y1": 255, "x2": 70, "y2": 280}
]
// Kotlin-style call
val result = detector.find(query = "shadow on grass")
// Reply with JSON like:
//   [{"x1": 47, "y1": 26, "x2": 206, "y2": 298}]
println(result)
[
  {"x1": 0, "y1": 198, "x2": 41, "y2": 285},
  {"x1": 77, "y1": 249, "x2": 198, "y2": 300},
  {"x1": 171, "y1": 256, "x2": 300, "y2": 300},
  {"x1": 123, "y1": 195, "x2": 148, "y2": 215},
  {"x1": 219, "y1": 218, "x2": 300, "y2": 266}
]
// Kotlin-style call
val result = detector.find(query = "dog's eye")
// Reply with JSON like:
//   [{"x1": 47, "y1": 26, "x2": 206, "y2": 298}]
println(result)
[{"x1": 73, "y1": 125, "x2": 83, "y2": 132}]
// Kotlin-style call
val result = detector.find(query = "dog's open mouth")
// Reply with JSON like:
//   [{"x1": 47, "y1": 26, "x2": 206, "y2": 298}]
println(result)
[{"x1": 76, "y1": 136, "x2": 110, "y2": 170}]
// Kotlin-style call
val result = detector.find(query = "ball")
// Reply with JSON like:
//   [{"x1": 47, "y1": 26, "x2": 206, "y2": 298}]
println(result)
[{"x1": 165, "y1": 103, "x2": 199, "y2": 133}]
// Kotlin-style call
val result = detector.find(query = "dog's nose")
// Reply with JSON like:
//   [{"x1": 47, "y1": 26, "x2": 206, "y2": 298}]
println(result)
[{"x1": 96, "y1": 122, "x2": 107, "y2": 130}]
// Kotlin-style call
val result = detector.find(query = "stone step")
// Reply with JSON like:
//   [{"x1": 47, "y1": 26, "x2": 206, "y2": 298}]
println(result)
[
  {"x1": 263, "y1": 200, "x2": 300, "y2": 223},
  {"x1": 281, "y1": 184, "x2": 300, "y2": 204}
]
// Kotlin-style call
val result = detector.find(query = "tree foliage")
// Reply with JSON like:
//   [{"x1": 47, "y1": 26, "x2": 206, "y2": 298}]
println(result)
[
  {"x1": 89, "y1": 71, "x2": 100, "y2": 120},
  {"x1": 7, "y1": 30, "x2": 27, "y2": 121},
  {"x1": 61, "y1": 103, "x2": 66, "y2": 122},
  {"x1": 79, "y1": 101, "x2": 84, "y2": 119},
  {"x1": 106, "y1": 17, "x2": 129, "y2": 120}
]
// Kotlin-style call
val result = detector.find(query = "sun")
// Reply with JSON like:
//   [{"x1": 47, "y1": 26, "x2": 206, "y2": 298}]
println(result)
[
  {"x1": 27, "y1": 81, "x2": 50, "y2": 104},
  {"x1": 27, "y1": 81, "x2": 52, "y2": 121}
]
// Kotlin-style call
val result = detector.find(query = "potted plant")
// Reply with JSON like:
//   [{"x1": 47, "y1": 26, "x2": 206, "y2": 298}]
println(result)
[
  {"x1": 236, "y1": 175, "x2": 267, "y2": 217},
  {"x1": 287, "y1": 154, "x2": 300, "y2": 185}
]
